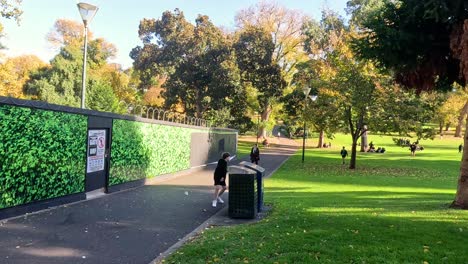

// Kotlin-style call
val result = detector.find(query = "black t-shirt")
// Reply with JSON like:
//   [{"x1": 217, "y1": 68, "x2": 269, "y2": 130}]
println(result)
[
  {"x1": 341, "y1": 149, "x2": 348, "y2": 157},
  {"x1": 214, "y1": 159, "x2": 228, "y2": 182}
]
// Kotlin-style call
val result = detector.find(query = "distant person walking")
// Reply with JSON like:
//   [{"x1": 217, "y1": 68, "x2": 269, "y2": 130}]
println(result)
[
  {"x1": 212, "y1": 152, "x2": 230, "y2": 207},
  {"x1": 459, "y1": 144, "x2": 463, "y2": 153},
  {"x1": 340, "y1": 146, "x2": 348, "y2": 165},
  {"x1": 410, "y1": 143, "x2": 417, "y2": 157},
  {"x1": 250, "y1": 144, "x2": 260, "y2": 165}
]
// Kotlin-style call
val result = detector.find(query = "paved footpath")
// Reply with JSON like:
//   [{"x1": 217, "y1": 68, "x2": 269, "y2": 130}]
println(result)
[{"x1": 0, "y1": 139, "x2": 297, "y2": 264}]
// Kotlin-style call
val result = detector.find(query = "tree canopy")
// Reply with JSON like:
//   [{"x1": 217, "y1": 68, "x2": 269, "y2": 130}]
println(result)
[{"x1": 351, "y1": 0, "x2": 468, "y2": 92}]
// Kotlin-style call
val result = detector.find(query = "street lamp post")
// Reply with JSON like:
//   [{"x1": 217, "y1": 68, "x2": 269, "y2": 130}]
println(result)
[
  {"x1": 301, "y1": 87, "x2": 317, "y2": 163},
  {"x1": 77, "y1": 2, "x2": 99, "y2": 109}
]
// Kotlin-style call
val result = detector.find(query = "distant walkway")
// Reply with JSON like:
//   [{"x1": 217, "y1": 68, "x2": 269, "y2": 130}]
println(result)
[{"x1": 0, "y1": 140, "x2": 298, "y2": 264}]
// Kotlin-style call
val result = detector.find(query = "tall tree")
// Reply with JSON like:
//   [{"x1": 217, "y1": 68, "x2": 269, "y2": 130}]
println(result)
[
  {"x1": 234, "y1": 1, "x2": 308, "y2": 137},
  {"x1": 47, "y1": 19, "x2": 86, "y2": 50},
  {"x1": 234, "y1": 26, "x2": 286, "y2": 138},
  {"x1": 131, "y1": 10, "x2": 248, "y2": 126},
  {"x1": 235, "y1": 1, "x2": 308, "y2": 84},
  {"x1": 164, "y1": 15, "x2": 241, "y2": 117},
  {"x1": 298, "y1": 11, "x2": 435, "y2": 168},
  {"x1": 329, "y1": 50, "x2": 376, "y2": 169},
  {"x1": 130, "y1": 9, "x2": 194, "y2": 91},
  {"x1": 291, "y1": 11, "x2": 348, "y2": 147},
  {"x1": 25, "y1": 19, "x2": 119, "y2": 111},
  {"x1": 350, "y1": 0, "x2": 468, "y2": 208},
  {"x1": 0, "y1": 55, "x2": 45, "y2": 98}
]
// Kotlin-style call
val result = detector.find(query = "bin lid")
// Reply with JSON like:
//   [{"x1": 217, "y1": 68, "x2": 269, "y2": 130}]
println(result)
[
  {"x1": 239, "y1": 161, "x2": 265, "y2": 173},
  {"x1": 228, "y1": 165, "x2": 256, "y2": 175}
]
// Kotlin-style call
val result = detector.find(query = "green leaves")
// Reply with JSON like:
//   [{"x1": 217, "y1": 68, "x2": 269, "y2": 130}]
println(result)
[
  {"x1": 109, "y1": 120, "x2": 193, "y2": 185},
  {"x1": 0, "y1": 105, "x2": 87, "y2": 209},
  {"x1": 350, "y1": 0, "x2": 465, "y2": 91}
]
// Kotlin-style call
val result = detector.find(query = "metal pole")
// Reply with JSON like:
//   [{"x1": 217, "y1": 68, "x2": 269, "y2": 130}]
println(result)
[
  {"x1": 81, "y1": 25, "x2": 88, "y2": 109},
  {"x1": 302, "y1": 98, "x2": 307, "y2": 163},
  {"x1": 302, "y1": 120, "x2": 306, "y2": 163}
]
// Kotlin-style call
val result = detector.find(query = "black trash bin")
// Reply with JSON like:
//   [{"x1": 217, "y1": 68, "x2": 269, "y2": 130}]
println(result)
[
  {"x1": 228, "y1": 165, "x2": 258, "y2": 219},
  {"x1": 239, "y1": 161, "x2": 265, "y2": 212}
]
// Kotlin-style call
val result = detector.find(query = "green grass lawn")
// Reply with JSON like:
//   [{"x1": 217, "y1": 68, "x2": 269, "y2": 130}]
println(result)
[
  {"x1": 166, "y1": 134, "x2": 468, "y2": 263},
  {"x1": 236, "y1": 140, "x2": 252, "y2": 159}
]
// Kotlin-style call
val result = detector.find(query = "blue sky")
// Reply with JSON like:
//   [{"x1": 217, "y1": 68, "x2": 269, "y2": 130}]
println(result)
[{"x1": 1, "y1": 0, "x2": 348, "y2": 68}]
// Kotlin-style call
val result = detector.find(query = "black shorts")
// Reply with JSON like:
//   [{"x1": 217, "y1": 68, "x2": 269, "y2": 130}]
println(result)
[{"x1": 214, "y1": 179, "x2": 226, "y2": 186}]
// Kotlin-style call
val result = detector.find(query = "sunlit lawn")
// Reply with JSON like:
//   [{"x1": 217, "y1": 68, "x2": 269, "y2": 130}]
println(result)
[
  {"x1": 166, "y1": 134, "x2": 468, "y2": 263},
  {"x1": 236, "y1": 140, "x2": 252, "y2": 158}
]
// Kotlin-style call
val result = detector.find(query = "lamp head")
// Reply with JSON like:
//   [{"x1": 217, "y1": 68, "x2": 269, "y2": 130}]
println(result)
[
  {"x1": 77, "y1": 2, "x2": 99, "y2": 26},
  {"x1": 309, "y1": 95, "x2": 318, "y2": 101},
  {"x1": 302, "y1": 87, "x2": 311, "y2": 96}
]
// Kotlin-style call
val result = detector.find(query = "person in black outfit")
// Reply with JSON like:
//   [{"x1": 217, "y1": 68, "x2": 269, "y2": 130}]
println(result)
[
  {"x1": 340, "y1": 146, "x2": 348, "y2": 165},
  {"x1": 212, "y1": 152, "x2": 230, "y2": 207},
  {"x1": 250, "y1": 144, "x2": 260, "y2": 164},
  {"x1": 410, "y1": 143, "x2": 417, "y2": 156},
  {"x1": 459, "y1": 144, "x2": 463, "y2": 153}
]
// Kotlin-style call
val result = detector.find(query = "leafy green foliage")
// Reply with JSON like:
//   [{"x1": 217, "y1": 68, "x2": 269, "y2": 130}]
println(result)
[
  {"x1": 24, "y1": 19, "x2": 122, "y2": 110},
  {"x1": 0, "y1": 105, "x2": 87, "y2": 209},
  {"x1": 370, "y1": 87, "x2": 437, "y2": 139},
  {"x1": 109, "y1": 120, "x2": 193, "y2": 185},
  {"x1": 130, "y1": 9, "x2": 195, "y2": 87},
  {"x1": 350, "y1": 0, "x2": 467, "y2": 91},
  {"x1": 86, "y1": 79, "x2": 120, "y2": 112},
  {"x1": 131, "y1": 10, "x2": 249, "y2": 126},
  {"x1": 234, "y1": 26, "x2": 286, "y2": 137},
  {"x1": 235, "y1": 26, "x2": 286, "y2": 107},
  {"x1": 24, "y1": 40, "x2": 90, "y2": 107}
]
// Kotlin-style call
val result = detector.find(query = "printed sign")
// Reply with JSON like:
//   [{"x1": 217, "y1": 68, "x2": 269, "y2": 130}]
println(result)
[{"x1": 87, "y1": 130, "x2": 106, "y2": 173}]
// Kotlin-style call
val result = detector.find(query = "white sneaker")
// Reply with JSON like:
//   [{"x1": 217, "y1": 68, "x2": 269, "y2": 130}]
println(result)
[
  {"x1": 217, "y1": 197, "x2": 224, "y2": 204},
  {"x1": 212, "y1": 200, "x2": 217, "y2": 207}
]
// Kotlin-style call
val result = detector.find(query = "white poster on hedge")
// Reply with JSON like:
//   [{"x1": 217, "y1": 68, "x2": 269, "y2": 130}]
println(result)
[{"x1": 87, "y1": 130, "x2": 106, "y2": 173}]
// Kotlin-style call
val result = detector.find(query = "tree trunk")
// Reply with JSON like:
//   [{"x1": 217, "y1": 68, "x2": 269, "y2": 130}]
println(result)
[
  {"x1": 450, "y1": 20, "x2": 468, "y2": 208},
  {"x1": 455, "y1": 102, "x2": 468, "y2": 137},
  {"x1": 439, "y1": 122, "x2": 444, "y2": 136},
  {"x1": 445, "y1": 123, "x2": 451, "y2": 131},
  {"x1": 259, "y1": 105, "x2": 272, "y2": 138},
  {"x1": 452, "y1": 100, "x2": 468, "y2": 209},
  {"x1": 360, "y1": 127, "x2": 368, "y2": 152},
  {"x1": 195, "y1": 89, "x2": 202, "y2": 118},
  {"x1": 349, "y1": 138, "x2": 358, "y2": 169},
  {"x1": 317, "y1": 130, "x2": 324, "y2": 148}
]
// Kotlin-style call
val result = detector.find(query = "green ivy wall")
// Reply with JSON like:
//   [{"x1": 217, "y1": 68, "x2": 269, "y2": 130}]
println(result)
[
  {"x1": 0, "y1": 105, "x2": 87, "y2": 209},
  {"x1": 0, "y1": 103, "x2": 236, "y2": 210},
  {"x1": 109, "y1": 120, "x2": 193, "y2": 185}
]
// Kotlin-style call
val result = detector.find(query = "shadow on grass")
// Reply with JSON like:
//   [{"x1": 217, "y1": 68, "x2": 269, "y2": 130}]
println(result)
[
  {"x1": 167, "y1": 187, "x2": 468, "y2": 264},
  {"x1": 266, "y1": 188, "x2": 458, "y2": 214},
  {"x1": 254, "y1": 189, "x2": 468, "y2": 262}
]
